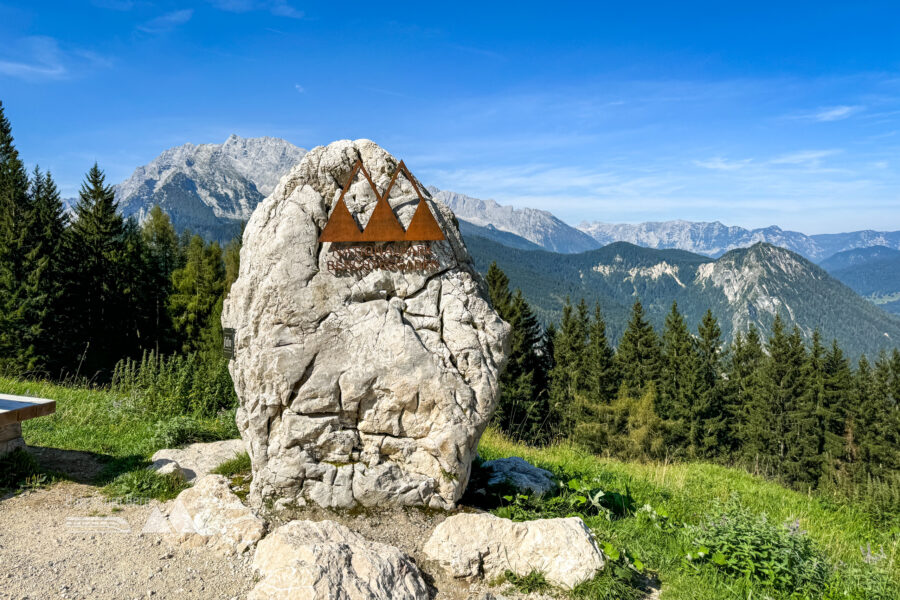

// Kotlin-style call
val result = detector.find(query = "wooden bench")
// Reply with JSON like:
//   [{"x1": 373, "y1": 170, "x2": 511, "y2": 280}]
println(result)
[{"x1": 0, "y1": 394, "x2": 56, "y2": 456}]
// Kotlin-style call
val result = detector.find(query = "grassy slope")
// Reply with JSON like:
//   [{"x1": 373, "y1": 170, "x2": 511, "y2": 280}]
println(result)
[
  {"x1": 5, "y1": 377, "x2": 898, "y2": 597},
  {"x1": 3, "y1": 376, "x2": 231, "y2": 484},
  {"x1": 478, "y1": 428, "x2": 899, "y2": 599}
]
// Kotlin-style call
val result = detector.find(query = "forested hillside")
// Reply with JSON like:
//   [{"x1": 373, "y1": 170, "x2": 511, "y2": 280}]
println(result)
[{"x1": 464, "y1": 234, "x2": 900, "y2": 358}]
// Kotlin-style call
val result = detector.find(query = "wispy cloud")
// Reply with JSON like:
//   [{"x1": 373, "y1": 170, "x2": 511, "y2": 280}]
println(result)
[
  {"x1": 137, "y1": 9, "x2": 194, "y2": 34},
  {"x1": 91, "y1": 0, "x2": 135, "y2": 9},
  {"x1": 805, "y1": 104, "x2": 862, "y2": 122},
  {"x1": 694, "y1": 157, "x2": 753, "y2": 171},
  {"x1": 208, "y1": 0, "x2": 303, "y2": 18},
  {"x1": 0, "y1": 36, "x2": 110, "y2": 82},
  {"x1": 294, "y1": 83, "x2": 304, "y2": 93},
  {"x1": 769, "y1": 149, "x2": 840, "y2": 167}
]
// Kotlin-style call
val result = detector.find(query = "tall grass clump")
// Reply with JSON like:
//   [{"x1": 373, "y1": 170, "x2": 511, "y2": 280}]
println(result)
[{"x1": 111, "y1": 349, "x2": 236, "y2": 418}]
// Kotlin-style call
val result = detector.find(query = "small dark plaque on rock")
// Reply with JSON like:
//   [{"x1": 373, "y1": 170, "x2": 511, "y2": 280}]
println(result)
[{"x1": 223, "y1": 327, "x2": 236, "y2": 359}]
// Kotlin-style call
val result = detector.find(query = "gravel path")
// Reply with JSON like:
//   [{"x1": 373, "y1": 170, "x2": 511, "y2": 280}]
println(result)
[{"x1": 0, "y1": 461, "x2": 255, "y2": 600}]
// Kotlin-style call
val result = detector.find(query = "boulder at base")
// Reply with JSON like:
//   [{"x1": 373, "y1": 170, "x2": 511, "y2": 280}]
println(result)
[
  {"x1": 172, "y1": 474, "x2": 266, "y2": 555},
  {"x1": 481, "y1": 456, "x2": 557, "y2": 497},
  {"x1": 249, "y1": 520, "x2": 430, "y2": 600},
  {"x1": 222, "y1": 139, "x2": 510, "y2": 509},
  {"x1": 150, "y1": 439, "x2": 246, "y2": 483},
  {"x1": 423, "y1": 513, "x2": 605, "y2": 589}
]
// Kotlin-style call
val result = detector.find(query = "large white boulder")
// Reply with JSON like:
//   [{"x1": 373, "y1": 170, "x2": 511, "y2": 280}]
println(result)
[
  {"x1": 249, "y1": 519, "x2": 430, "y2": 600},
  {"x1": 222, "y1": 139, "x2": 509, "y2": 509},
  {"x1": 423, "y1": 513, "x2": 605, "y2": 589},
  {"x1": 172, "y1": 474, "x2": 266, "y2": 555}
]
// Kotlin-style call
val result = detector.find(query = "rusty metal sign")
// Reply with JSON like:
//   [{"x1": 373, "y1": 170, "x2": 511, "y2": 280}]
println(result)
[{"x1": 318, "y1": 160, "x2": 445, "y2": 243}]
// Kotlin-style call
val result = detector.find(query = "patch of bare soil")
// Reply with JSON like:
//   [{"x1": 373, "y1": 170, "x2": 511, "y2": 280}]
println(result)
[{"x1": 0, "y1": 482, "x2": 254, "y2": 600}]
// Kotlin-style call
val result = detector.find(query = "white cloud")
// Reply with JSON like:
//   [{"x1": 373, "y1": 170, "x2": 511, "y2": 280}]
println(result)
[
  {"x1": 769, "y1": 149, "x2": 839, "y2": 167},
  {"x1": 137, "y1": 9, "x2": 194, "y2": 34},
  {"x1": 208, "y1": 0, "x2": 303, "y2": 18},
  {"x1": 294, "y1": 83, "x2": 304, "y2": 93},
  {"x1": 806, "y1": 105, "x2": 862, "y2": 122},
  {"x1": 694, "y1": 157, "x2": 752, "y2": 171},
  {"x1": 0, "y1": 36, "x2": 110, "y2": 82}
]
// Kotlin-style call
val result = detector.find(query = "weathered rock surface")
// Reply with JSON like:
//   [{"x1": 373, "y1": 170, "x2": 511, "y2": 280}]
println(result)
[
  {"x1": 172, "y1": 474, "x2": 266, "y2": 555},
  {"x1": 150, "y1": 439, "x2": 245, "y2": 482},
  {"x1": 249, "y1": 519, "x2": 430, "y2": 600},
  {"x1": 423, "y1": 513, "x2": 605, "y2": 589},
  {"x1": 222, "y1": 139, "x2": 510, "y2": 509},
  {"x1": 481, "y1": 456, "x2": 557, "y2": 496}
]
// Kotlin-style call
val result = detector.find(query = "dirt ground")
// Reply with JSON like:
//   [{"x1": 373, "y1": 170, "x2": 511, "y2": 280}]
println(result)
[{"x1": 0, "y1": 447, "x2": 546, "y2": 600}]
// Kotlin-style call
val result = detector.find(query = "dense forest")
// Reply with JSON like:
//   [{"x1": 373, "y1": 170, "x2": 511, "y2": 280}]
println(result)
[
  {"x1": 1, "y1": 101, "x2": 898, "y2": 520},
  {"x1": 0, "y1": 102, "x2": 236, "y2": 412},
  {"x1": 486, "y1": 261, "x2": 900, "y2": 518}
]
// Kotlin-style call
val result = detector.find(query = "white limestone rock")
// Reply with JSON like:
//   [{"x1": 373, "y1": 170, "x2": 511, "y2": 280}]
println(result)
[
  {"x1": 481, "y1": 456, "x2": 557, "y2": 497},
  {"x1": 423, "y1": 513, "x2": 605, "y2": 590},
  {"x1": 222, "y1": 139, "x2": 510, "y2": 510},
  {"x1": 173, "y1": 474, "x2": 266, "y2": 555},
  {"x1": 150, "y1": 439, "x2": 246, "y2": 483},
  {"x1": 249, "y1": 519, "x2": 430, "y2": 600}
]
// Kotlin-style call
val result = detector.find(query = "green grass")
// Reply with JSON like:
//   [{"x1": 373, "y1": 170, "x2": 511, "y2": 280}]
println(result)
[
  {"x1": 2, "y1": 375, "x2": 237, "y2": 498},
  {"x1": 102, "y1": 469, "x2": 188, "y2": 503},
  {"x1": 477, "y1": 428, "x2": 900, "y2": 600},
  {"x1": 211, "y1": 451, "x2": 251, "y2": 476},
  {"x1": 0, "y1": 448, "x2": 54, "y2": 494}
]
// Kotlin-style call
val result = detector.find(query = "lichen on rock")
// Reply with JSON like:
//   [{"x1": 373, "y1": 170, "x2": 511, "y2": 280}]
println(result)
[{"x1": 222, "y1": 139, "x2": 509, "y2": 510}]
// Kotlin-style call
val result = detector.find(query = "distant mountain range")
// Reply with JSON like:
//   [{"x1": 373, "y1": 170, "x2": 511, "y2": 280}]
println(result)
[
  {"x1": 114, "y1": 134, "x2": 306, "y2": 242},
  {"x1": 820, "y1": 246, "x2": 900, "y2": 316},
  {"x1": 463, "y1": 236, "x2": 900, "y2": 358},
  {"x1": 102, "y1": 135, "x2": 900, "y2": 355},
  {"x1": 429, "y1": 188, "x2": 600, "y2": 253}
]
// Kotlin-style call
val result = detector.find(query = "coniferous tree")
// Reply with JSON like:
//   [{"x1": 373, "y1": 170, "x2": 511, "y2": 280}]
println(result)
[
  {"x1": 548, "y1": 297, "x2": 589, "y2": 438},
  {"x1": 26, "y1": 167, "x2": 68, "y2": 373},
  {"x1": 0, "y1": 101, "x2": 39, "y2": 372},
  {"x1": 691, "y1": 310, "x2": 726, "y2": 458},
  {"x1": 586, "y1": 304, "x2": 618, "y2": 405},
  {"x1": 486, "y1": 261, "x2": 512, "y2": 317},
  {"x1": 68, "y1": 163, "x2": 134, "y2": 376},
  {"x1": 853, "y1": 353, "x2": 900, "y2": 478},
  {"x1": 615, "y1": 300, "x2": 662, "y2": 395},
  {"x1": 142, "y1": 206, "x2": 180, "y2": 353},
  {"x1": 783, "y1": 329, "x2": 824, "y2": 488},
  {"x1": 169, "y1": 234, "x2": 225, "y2": 354},
  {"x1": 820, "y1": 340, "x2": 852, "y2": 470},
  {"x1": 659, "y1": 301, "x2": 694, "y2": 451},
  {"x1": 726, "y1": 326, "x2": 764, "y2": 458}
]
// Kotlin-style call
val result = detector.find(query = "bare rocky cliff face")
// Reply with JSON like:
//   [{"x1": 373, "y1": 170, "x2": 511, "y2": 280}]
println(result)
[
  {"x1": 115, "y1": 135, "x2": 307, "y2": 242},
  {"x1": 222, "y1": 139, "x2": 510, "y2": 510}
]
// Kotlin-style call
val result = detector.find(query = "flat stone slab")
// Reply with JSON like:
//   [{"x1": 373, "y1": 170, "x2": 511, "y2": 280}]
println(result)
[
  {"x1": 0, "y1": 394, "x2": 56, "y2": 428},
  {"x1": 151, "y1": 439, "x2": 247, "y2": 483}
]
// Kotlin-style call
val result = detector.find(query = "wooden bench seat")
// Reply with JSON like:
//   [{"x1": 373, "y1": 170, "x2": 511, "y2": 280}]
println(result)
[{"x1": 0, "y1": 394, "x2": 55, "y2": 456}]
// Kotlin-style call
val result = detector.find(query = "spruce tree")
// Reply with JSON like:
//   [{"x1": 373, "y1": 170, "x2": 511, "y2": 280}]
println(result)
[
  {"x1": 854, "y1": 353, "x2": 899, "y2": 478},
  {"x1": 820, "y1": 339, "x2": 852, "y2": 479},
  {"x1": 783, "y1": 329, "x2": 824, "y2": 488},
  {"x1": 726, "y1": 326, "x2": 764, "y2": 459},
  {"x1": 26, "y1": 167, "x2": 68, "y2": 372},
  {"x1": 691, "y1": 310, "x2": 726, "y2": 459},
  {"x1": 142, "y1": 206, "x2": 180, "y2": 353},
  {"x1": 548, "y1": 297, "x2": 589, "y2": 437},
  {"x1": 169, "y1": 235, "x2": 225, "y2": 354},
  {"x1": 67, "y1": 163, "x2": 142, "y2": 376},
  {"x1": 0, "y1": 101, "x2": 38, "y2": 372},
  {"x1": 615, "y1": 300, "x2": 662, "y2": 395},
  {"x1": 486, "y1": 261, "x2": 512, "y2": 318},
  {"x1": 586, "y1": 304, "x2": 618, "y2": 404},
  {"x1": 659, "y1": 301, "x2": 694, "y2": 451},
  {"x1": 751, "y1": 315, "x2": 804, "y2": 478}
]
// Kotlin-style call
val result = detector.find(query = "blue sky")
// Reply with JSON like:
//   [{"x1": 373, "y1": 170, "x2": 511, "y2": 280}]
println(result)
[{"x1": 1, "y1": 1, "x2": 899, "y2": 233}]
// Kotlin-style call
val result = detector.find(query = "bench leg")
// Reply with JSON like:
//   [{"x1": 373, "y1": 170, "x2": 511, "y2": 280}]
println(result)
[{"x1": 0, "y1": 422, "x2": 25, "y2": 456}]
